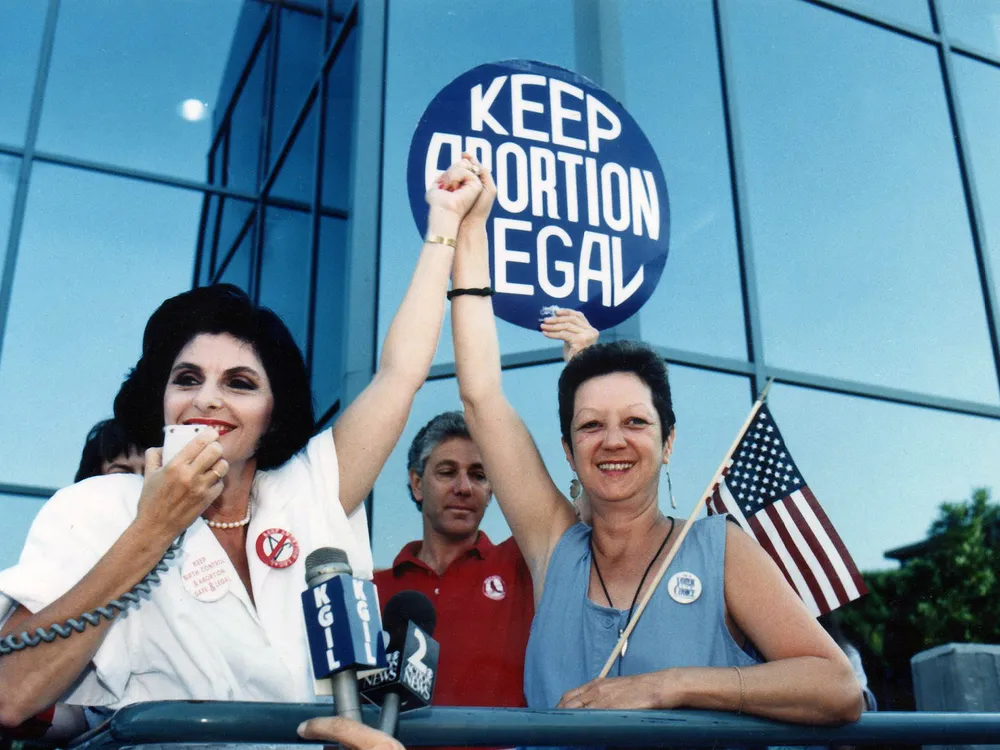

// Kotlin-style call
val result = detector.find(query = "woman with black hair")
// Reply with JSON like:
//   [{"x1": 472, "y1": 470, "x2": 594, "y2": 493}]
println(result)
[
  {"x1": 0, "y1": 156, "x2": 485, "y2": 729},
  {"x1": 450, "y1": 156, "x2": 863, "y2": 735},
  {"x1": 75, "y1": 419, "x2": 145, "y2": 482}
]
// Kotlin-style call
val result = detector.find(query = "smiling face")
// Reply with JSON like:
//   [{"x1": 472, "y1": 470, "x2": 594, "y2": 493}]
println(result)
[
  {"x1": 564, "y1": 372, "x2": 674, "y2": 507},
  {"x1": 413, "y1": 436, "x2": 491, "y2": 542},
  {"x1": 163, "y1": 333, "x2": 275, "y2": 471}
]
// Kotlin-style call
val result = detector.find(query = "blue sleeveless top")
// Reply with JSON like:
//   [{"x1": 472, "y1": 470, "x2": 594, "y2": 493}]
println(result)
[{"x1": 525, "y1": 514, "x2": 758, "y2": 706}]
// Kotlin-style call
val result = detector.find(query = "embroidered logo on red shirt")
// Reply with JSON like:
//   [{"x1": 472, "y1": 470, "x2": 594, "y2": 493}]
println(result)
[{"x1": 483, "y1": 574, "x2": 506, "y2": 600}]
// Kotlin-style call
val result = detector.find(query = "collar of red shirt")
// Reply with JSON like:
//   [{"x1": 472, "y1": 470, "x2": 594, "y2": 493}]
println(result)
[{"x1": 390, "y1": 531, "x2": 497, "y2": 574}]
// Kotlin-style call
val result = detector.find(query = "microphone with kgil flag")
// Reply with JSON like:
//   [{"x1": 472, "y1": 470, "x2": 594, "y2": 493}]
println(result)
[{"x1": 596, "y1": 379, "x2": 866, "y2": 679}]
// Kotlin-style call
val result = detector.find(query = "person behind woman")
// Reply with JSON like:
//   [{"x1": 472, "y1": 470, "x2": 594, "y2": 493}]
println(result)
[
  {"x1": 447, "y1": 157, "x2": 862, "y2": 728},
  {"x1": 74, "y1": 419, "x2": 145, "y2": 482},
  {"x1": 0, "y1": 157, "x2": 484, "y2": 729}
]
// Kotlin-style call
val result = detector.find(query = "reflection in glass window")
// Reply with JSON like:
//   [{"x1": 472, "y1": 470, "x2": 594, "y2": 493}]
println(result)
[
  {"x1": 769, "y1": 384, "x2": 1000, "y2": 572},
  {"x1": 36, "y1": 0, "x2": 242, "y2": 180},
  {"x1": 828, "y1": 0, "x2": 932, "y2": 31},
  {"x1": 0, "y1": 156, "x2": 20, "y2": 254},
  {"x1": 0, "y1": 494, "x2": 46, "y2": 571},
  {"x1": 227, "y1": 39, "x2": 270, "y2": 193},
  {"x1": 953, "y1": 56, "x2": 1000, "y2": 301},
  {"x1": 321, "y1": 28, "x2": 357, "y2": 213},
  {"x1": 379, "y1": 0, "x2": 576, "y2": 364},
  {"x1": 940, "y1": 0, "x2": 1000, "y2": 57},
  {"x1": 0, "y1": 2, "x2": 46, "y2": 147},
  {"x1": 270, "y1": 105, "x2": 318, "y2": 206},
  {"x1": 259, "y1": 205, "x2": 311, "y2": 353},
  {"x1": 0, "y1": 165, "x2": 199, "y2": 488},
  {"x1": 618, "y1": 1, "x2": 746, "y2": 359},
  {"x1": 312, "y1": 216, "x2": 348, "y2": 420},
  {"x1": 728, "y1": 0, "x2": 998, "y2": 404},
  {"x1": 218, "y1": 223, "x2": 253, "y2": 293},
  {"x1": 214, "y1": 198, "x2": 255, "y2": 273},
  {"x1": 270, "y1": 6, "x2": 323, "y2": 174}
]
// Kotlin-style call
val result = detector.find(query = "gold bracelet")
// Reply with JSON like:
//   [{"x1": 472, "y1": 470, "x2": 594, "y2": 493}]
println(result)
[
  {"x1": 425, "y1": 234, "x2": 457, "y2": 248},
  {"x1": 734, "y1": 665, "x2": 746, "y2": 714}
]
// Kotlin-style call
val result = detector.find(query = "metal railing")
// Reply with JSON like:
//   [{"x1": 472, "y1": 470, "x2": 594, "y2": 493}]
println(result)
[{"x1": 69, "y1": 701, "x2": 1000, "y2": 748}]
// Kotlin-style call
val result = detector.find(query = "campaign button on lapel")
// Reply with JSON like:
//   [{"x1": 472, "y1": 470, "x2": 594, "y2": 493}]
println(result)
[
  {"x1": 181, "y1": 552, "x2": 233, "y2": 602},
  {"x1": 255, "y1": 528, "x2": 300, "y2": 569},
  {"x1": 667, "y1": 571, "x2": 702, "y2": 604}
]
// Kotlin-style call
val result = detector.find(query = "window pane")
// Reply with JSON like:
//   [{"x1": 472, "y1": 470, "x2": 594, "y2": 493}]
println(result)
[
  {"x1": 619, "y1": 0, "x2": 746, "y2": 359},
  {"x1": 0, "y1": 494, "x2": 46, "y2": 571},
  {"x1": 0, "y1": 165, "x2": 199, "y2": 488},
  {"x1": 259, "y1": 205, "x2": 311, "y2": 353},
  {"x1": 321, "y1": 26, "x2": 357, "y2": 213},
  {"x1": 940, "y1": 0, "x2": 1000, "y2": 57},
  {"x1": 312, "y1": 216, "x2": 348, "y2": 418},
  {"x1": 379, "y1": 0, "x2": 577, "y2": 365},
  {"x1": 831, "y1": 0, "x2": 932, "y2": 30},
  {"x1": 36, "y1": 0, "x2": 242, "y2": 180},
  {"x1": 0, "y1": 2, "x2": 47, "y2": 147},
  {"x1": 953, "y1": 56, "x2": 1000, "y2": 300},
  {"x1": 270, "y1": 104, "x2": 317, "y2": 206},
  {"x1": 769, "y1": 384, "x2": 1000, "y2": 572},
  {"x1": 269, "y1": 6, "x2": 322, "y2": 174},
  {"x1": 226, "y1": 36, "x2": 270, "y2": 193},
  {"x1": 728, "y1": 0, "x2": 998, "y2": 404},
  {"x1": 196, "y1": 193, "x2": 218, "y2": 287},
  {"x1": 218, "y1": 222, "x2": 253, "y2": 293},
  {"x1": 0, "y1": 156, "x2": 19, "y2": 251},
  {"x1": 213, "y1": 197, "x2": 255, "y2": 274}
]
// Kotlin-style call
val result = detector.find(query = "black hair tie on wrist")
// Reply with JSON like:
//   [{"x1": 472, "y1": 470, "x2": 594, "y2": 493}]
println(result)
[{"x1": 447, "y1": 286, "x2": 495, "y2": 300}]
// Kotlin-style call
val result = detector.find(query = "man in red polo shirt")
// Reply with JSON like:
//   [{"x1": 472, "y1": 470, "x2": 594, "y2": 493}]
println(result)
[{"x1": 374, "y1": 411, "x2": 532, "y2": 710}]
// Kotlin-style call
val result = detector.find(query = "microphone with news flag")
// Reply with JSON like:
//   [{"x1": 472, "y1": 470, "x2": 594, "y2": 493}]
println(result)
[
  {"x1": 360, "y1": 590, "x2": 439, "y2": 735},
  {"x1": 302, "y1": 547, "x2": 387, "y2": 721}
]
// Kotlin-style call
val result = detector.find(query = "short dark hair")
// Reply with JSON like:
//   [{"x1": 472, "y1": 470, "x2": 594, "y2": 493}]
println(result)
[
  {"x1": 405, "y1": 411, "x2": 471, "y2": 509},
  {"x1": 557, "y1": 340, "x2": 675, "y2": 450},
  {"x1": 113, "y1": 284, "x2": 314, "y2": 470},
  {"x1": 75, "y1": 418, "x2": 140, "y2": 482}
]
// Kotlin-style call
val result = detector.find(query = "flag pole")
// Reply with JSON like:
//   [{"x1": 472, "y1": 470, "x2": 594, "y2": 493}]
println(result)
[{"x1": 596, "y1": 378, "x2": 776, "y2": 678}]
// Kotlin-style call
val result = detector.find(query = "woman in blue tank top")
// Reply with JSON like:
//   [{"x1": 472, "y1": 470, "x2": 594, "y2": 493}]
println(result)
[{"x1": 447, "y1": 156, "x2": 863, "y2": 734}]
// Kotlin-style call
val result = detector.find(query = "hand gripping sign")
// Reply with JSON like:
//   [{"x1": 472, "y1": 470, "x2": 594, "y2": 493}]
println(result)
[{"x1": 407, "y1": 60, "x2": 670, "y2": 331}]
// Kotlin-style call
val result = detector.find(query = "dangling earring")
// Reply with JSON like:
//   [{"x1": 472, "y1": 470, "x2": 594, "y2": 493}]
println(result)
[
  {"x1": 570, "y1": 475, "x2": 582, "y2": 499},
  {"x1": 665, "y1": 466, "x2": 676, "y2": 509}
]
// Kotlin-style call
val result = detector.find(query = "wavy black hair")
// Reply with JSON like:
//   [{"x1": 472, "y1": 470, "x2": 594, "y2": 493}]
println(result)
[
  {"x1": 557, "y1": 340, "x2": 676, "y2": 452},
  {"x1": 113, "y1": 284, "x2": 314, "y2": 470},
  {"x1": 75, "y1": 418, "x2": 141, "y2": 482}
]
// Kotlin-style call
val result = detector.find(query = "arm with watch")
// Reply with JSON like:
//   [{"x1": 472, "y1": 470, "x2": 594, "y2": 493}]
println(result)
[{"x1": 332, "y1": 155, "x2": 486, "y2": 516}]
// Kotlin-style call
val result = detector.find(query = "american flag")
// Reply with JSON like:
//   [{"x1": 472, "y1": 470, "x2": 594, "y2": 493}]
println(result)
[{"x1": 705, "y1": 403, "x2": 867, "y2": 616}]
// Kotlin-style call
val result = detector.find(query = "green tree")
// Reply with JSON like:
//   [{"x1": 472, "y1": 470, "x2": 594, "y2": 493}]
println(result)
[{"x1": 837, "y1": 487, "x2": 1000, "y2": 710}]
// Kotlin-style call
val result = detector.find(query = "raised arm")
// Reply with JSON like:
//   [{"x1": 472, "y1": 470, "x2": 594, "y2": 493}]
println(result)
[
  {"x1": 559, "y1": 523, "x2": 863, "y2": 724},
  {"x1": 333, "y1": 159, "x2": 483, "y2": 516},
  {"x1": 451, "y1": 160, "x2": 577, "y2": 588}
]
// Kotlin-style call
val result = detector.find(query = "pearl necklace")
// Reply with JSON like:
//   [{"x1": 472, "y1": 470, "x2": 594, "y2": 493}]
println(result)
[
  {"x1": 203, "y1": 508, "x2": 251, "y2": 529},
  {"x1": 203, "y1": 484, "x2": 255, "y2": 529}
]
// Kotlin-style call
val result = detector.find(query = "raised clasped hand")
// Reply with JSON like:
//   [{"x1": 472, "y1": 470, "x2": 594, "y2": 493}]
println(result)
[
  {"x1": 136, "y1": 428, "x2": 229, "y2": 538},
  {"x1": 425, "y1": 153, "x2": 493, "y2": 224}
]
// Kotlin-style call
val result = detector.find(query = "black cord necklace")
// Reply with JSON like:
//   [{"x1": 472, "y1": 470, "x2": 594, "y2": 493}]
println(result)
[{"x1": 591, "y1": 516, "x2": 675, "y2": 659}]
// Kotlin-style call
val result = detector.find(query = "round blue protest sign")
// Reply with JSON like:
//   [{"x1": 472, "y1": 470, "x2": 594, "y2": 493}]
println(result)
[{"x1": 407, "y1": 60, "x2": 669, "y2": 331}]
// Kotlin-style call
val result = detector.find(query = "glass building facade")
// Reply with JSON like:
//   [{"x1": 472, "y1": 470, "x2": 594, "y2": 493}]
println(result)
[{"x1": 2, "y1": 0, "x2": 1000, "y2": 583}]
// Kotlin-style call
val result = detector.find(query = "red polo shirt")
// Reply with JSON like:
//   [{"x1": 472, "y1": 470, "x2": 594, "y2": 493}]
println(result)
[{"x1": 373, "y1": 533, "x2": 534, "y2": 709}]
